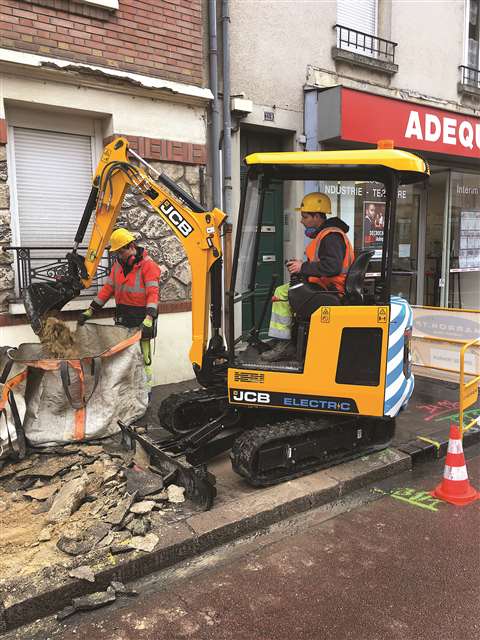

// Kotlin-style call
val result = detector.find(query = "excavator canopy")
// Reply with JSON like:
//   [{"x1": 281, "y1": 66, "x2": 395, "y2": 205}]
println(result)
[{"x1": 244, "y1": 148, "x2": 429, "y2": 184}]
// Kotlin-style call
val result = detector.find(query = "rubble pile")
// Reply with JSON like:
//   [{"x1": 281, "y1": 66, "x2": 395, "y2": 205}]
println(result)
[
  {"x1": 0, "y1": 438, "x2": 189, "y2": 583},
  {"x1": 39, "y1": 316, "x2": 78, "y2": 359}
]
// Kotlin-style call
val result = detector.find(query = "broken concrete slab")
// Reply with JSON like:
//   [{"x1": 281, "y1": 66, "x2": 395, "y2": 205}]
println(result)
[
  {"x1": 56, "y1": 605, "x2": 76, "y2": 621},
  {"x1": 130, "y1": 500, "x2": 155, "y2": 514},
  {"x1": 110, "y1": 540, "x2": 135, "y2": 555},
  {"x1": 69, "y1": 566, "x2": 95, "y2": 582},
  {"x1": 78, "y1": 445, "x2": 104, "y2": 457},
  {"x1": 124, "y1": 466, "x2": 164, "y2": 497},
  {"x1": 126, "y1": 516, "x2": 151, "y2": 536},
  {"x1": 129, "y1": 532, "x2": 159, "y2": 553},
  {"x1": 38, "y1": 527, "x2": 52, "y2": 542},
  {"x1": 104, "y1": 491, "x2": 138, "y2": 526},
  {"x1": 22, "y1": 482, "x2": 61, "y2": 501},
  {"x1": 149, "y1": 489, "x2": 169, "y2": 501},
  {"x1": 110, "y1": 581, "x2": 138, "y2": 597},
  {"x1": 16, "y1": 455, "x2": 85, "y2": 480},
  {"x1": 46, "y1": 475, "x2": 89, "y2": 523},
  {"x1": 56, "y1": 521, "x2": 111, "y2": 556},
  {"x1": 72, "y1": 587, "x2": 116, "y2": 611},
  {"x1": 167, "y1": 484, "x2": 185, "y2": 504}
]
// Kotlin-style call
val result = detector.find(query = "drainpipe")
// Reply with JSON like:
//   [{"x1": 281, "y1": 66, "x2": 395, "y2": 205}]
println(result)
[
  {"x1": 221, "y1": 0, "x2": 232, "y2": 217},
  {"x1": 208, "y1": 0, "x2": 221, "y2": 209}
]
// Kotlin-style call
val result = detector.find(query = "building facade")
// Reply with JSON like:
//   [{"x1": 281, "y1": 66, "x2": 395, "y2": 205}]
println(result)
[
  {"x1": 0, "y1": 0, "x2": 211, "y2": 383},
  {"x1": 227, "y1": 0, "x2": 480, "y2": 314}
]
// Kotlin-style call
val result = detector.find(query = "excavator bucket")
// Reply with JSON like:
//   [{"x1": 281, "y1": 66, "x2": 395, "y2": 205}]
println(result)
[
  {"x1": 24, "y1": 251, "x2": 86, "y2": 334},
  {"x1": 24, "y1": 279, "x2": 80, "y2": 335}
]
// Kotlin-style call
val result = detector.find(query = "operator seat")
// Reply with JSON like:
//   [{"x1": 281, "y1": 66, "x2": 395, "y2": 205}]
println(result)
[
  {"x1": 289, "y1": 249, "x2": 374, "y2": 361},
  {"x1": 288, "y1": 250, "x2": 374, "y2": 319},
  {"x1": 342, "y1": 249, "x2": 375, "y2": 305}
]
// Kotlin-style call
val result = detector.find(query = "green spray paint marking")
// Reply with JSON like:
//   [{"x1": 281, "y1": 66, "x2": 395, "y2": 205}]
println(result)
[{"x1": 373, "y1": 487, "x2": 443, "y2": 512}]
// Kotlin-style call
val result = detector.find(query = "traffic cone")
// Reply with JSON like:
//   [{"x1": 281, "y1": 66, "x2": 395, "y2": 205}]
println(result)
[{"x1": 430, "y1": 424, "x2": 479, "y2": 506}]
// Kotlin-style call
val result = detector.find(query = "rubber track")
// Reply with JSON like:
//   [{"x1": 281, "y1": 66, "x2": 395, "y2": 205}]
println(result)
[{"x1": 231, "y1": 417, "x2": 373, "y2": 487}]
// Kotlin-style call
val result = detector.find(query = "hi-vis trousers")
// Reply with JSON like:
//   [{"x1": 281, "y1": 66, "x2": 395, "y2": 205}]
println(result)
[{"x1": 268, "y1": 283, "x2": 294, "y2": 340}]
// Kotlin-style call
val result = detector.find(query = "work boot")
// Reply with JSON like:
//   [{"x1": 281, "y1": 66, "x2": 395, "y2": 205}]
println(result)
[{"x1": 260, "y1": 339, "x2": 296, "y2": 362}]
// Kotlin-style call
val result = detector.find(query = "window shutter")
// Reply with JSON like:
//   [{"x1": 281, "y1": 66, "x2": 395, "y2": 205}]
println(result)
[
  {"x1": 337, "y1": 0, "x2": 377, "y2": 35},
  {"x1": 13, "y1": 127, "x2": 93, "y2": 247}
]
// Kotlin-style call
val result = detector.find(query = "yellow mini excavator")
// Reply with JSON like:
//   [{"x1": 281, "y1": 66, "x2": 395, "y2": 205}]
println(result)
[{"x1": 24, "y1": 137, "x2": 429, "y2": 509}]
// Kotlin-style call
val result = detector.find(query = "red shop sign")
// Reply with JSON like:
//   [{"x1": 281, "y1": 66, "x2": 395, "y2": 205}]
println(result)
[{"x1": 338, "y1": 88, "x2": 480, "y2": 159}]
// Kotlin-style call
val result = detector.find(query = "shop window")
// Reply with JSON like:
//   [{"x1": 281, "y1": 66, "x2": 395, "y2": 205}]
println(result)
[
  {"x1": 448, "y1": 172, "x2": 480, "y2": 310},
  {"x1": 317, "y1": 180, "x2": 419, "y2": 304}
]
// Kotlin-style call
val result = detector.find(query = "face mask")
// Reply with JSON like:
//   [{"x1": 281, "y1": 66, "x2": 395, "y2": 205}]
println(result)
[{"x1": 304, "y1": 226, "x2": 318, "y2": 239}]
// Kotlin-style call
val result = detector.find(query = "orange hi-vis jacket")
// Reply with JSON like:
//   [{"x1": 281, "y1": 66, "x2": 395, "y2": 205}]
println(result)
[
  {"x1": 304, "y1": 227, "x2": 354, "y2": 293},
  {"x1": 93, "y1": 248, "x2": 161, "y2": 327}
]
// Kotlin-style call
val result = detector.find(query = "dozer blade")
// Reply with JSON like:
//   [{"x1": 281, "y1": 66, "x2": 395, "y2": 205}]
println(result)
[
  {"x1": 119, "y1": 421, "x2": 217, "y2": 511},
  {"x1": 24, "y1": 279, "x2": 80, "y2": 335}
]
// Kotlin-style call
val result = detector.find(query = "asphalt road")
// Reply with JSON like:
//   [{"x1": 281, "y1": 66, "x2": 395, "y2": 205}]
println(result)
[{"x1": 8, "y1": 449, "x2": 480, "y2": 640}]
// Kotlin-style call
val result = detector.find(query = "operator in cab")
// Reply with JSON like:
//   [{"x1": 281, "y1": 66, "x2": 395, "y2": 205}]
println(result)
[
  {"x1": 78, "y1": 228, "x2": 161, "y2": 390},
  {"x1": 261, "y1": 192, "x2": 354, "y2": 363}
]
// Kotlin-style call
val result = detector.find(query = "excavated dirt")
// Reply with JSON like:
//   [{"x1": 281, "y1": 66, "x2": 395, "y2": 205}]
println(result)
[{"x1": 39, "y1": 317, "x2": 78, "y2": 359}]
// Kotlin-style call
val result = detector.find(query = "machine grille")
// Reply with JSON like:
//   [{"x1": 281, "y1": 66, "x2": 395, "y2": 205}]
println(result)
[{"x1": 234, "y1": 371, "x2": 265, "y2": 384}]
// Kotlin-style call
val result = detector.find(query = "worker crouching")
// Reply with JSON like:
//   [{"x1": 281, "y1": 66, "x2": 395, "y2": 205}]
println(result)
[{"x1": 79, "y1": 228, "x2": 161, "y2": 392}]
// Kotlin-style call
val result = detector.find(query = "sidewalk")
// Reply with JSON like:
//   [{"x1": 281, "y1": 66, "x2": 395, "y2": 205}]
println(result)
[{"x1": 1, "y1": 375, "x2": 478, "y2": 633}]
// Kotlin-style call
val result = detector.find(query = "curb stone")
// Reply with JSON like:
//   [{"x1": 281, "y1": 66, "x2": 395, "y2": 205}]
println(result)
[
  {"x1": 396, "y1": 424, "x2": 480, "y2": 463},
  {"x1": 1, "y1": 447, "x2": 410, "y2": 632}
]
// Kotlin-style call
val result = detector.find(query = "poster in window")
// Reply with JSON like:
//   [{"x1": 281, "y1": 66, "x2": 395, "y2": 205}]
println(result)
[
  {"x1": 363, "y1": 201, "x2": 385, "y2": 259},
  {"x1": 458, "y1": 210, "x2": 480, "y2": 271}
]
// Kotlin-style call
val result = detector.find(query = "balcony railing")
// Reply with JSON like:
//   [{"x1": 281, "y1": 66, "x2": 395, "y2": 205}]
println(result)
[
  {"x1": 334, "y1": 24, "x2": 397, "y2": 64},
  {"x1": 459, "y1": 65, "x2": 480, "y2": 90},
  {"x1": 6, "y1": 246, "x2": 114, "y2": 301}
]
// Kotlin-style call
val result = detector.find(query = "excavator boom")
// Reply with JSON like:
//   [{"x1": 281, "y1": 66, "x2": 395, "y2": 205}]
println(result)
[{"x1": 24, "y1": 137, "x2": 226, "y2": 372}]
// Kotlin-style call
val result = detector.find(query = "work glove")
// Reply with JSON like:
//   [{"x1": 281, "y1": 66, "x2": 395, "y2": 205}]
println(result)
[
  {"x1": 141, "y1": 317, "x2": 154, "y2": 340},
  {"x1": 78, "y1": 307, "x2": 94, "y2": 326}
]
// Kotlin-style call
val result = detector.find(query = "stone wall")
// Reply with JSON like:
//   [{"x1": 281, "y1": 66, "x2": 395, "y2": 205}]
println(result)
[
  {"x1": 0, "y1": 144, "x2": 14, "y2": 313},
  {"x1": 112, "y1": 160, "x2": 199, "y2": 302}
]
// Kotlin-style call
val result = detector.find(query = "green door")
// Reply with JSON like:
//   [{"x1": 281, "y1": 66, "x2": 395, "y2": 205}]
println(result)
[{"x1": 242, "y1": 180, "x2": 284, "y2": 336}]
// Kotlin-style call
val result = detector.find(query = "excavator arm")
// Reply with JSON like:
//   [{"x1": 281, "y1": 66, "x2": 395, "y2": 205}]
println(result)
[{"x1": 24, "y1": 137, "x2": 227, "y2": 376}]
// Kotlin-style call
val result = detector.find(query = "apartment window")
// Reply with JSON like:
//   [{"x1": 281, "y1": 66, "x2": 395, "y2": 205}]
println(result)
[
  {"x1": 10, "y1": 128, "x2": 93, "y2": 247},
  {"x1": 337, "y1": 0, "x2": 378, "y2": 55},
  {"x1": 467, "y1": 0, "x2": 480, "y2": 68},
  {"x1": 6, "y1": 108, "x2": 105, "y2": 302}
]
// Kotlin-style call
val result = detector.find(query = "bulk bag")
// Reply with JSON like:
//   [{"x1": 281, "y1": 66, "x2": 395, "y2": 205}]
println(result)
[{"x1": 10, "y1": 323, "x2": 148, "y2": 447}]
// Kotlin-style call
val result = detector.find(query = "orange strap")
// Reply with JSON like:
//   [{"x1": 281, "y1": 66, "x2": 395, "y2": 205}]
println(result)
[{"x1": 0, "y1": 370, "x2": 27, "y2": 411}]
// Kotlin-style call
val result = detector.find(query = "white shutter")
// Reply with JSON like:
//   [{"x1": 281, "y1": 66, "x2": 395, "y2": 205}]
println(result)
[
  {"x1": 13, "y1": 127, "x2": 93, "y2": 247},
  {"x1": 337, "y1": 0, "x2": 377, "y2": 35}
]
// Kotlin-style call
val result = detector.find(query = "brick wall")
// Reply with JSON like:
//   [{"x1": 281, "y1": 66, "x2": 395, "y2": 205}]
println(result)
[{"x1": 0, "y1": 0, "x2": 204, "y2": 85}]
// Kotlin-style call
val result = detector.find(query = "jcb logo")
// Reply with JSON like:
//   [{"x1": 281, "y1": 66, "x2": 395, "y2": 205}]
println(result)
[
  {"x1": 160, "y1": 200, "x2": 193, "y2": 237},
  {"x1": 231, "y1": 390, "x2": 271, "y2": 404}
]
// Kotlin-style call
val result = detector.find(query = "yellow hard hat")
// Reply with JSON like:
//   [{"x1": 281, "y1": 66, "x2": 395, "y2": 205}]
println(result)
[
  {"x1": 295, "y1": 192, "x2": 331, "y2": 215},
  {"x1": 109, "y1": 228, "x2": 136, "y2": 252}
]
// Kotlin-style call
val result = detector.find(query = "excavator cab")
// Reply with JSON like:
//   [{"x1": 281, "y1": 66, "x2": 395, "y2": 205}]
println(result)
[{"x1": 227, "y1": 148, "x2": 429, "y2": 398}]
